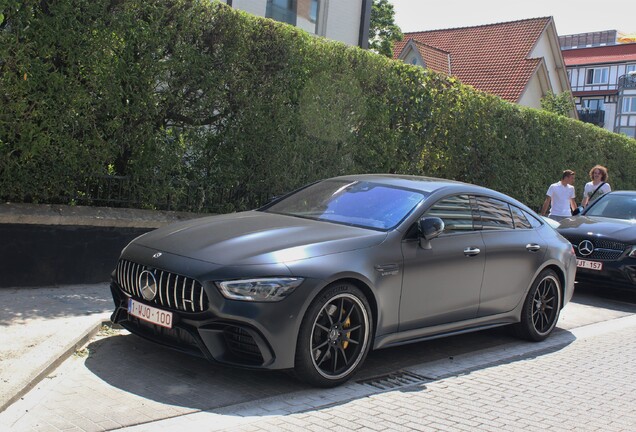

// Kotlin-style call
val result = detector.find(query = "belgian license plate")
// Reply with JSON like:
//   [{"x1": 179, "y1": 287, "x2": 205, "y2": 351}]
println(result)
[
  {"x1": 128, "y1": 298, "x2": 173, "y2": 328},
  {"x1": 577, "y1": 259, "x2": 603, "y2": 271}
]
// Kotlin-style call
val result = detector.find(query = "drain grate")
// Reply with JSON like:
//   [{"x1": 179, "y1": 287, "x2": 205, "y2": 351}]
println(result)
[{"x1": 357, "y1": 370, "x2": 431, "y2": 390}]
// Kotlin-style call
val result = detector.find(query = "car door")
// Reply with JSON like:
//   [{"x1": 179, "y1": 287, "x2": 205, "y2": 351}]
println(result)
[
  {"x1": 475, "y1": 196, "x2": 547, "y2": 316},
  {"x1": 399, "y1": 194, "x2": 485, "y2": 330}
]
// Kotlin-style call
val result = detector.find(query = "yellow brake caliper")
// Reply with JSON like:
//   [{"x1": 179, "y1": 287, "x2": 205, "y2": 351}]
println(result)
[{"x1": 342, "y1": 312, "x2": 351, "y2": 349}]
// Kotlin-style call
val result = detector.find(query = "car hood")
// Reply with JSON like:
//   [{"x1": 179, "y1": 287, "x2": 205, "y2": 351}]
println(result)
[
  {"x1": 133, "y1": 211, "x2": 388, "y2": 266},
  {"x1": 558, "y1": 216, "x2": 636, "y2": 243}
]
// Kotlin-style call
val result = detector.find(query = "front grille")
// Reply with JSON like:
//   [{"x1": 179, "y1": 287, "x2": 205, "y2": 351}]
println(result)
[
  {"x1": 568, "y1": 236, "x2": 628, "y2": 261},
  {"x1": 116, "y1": 259, "x2": 208, "y2": 313}
]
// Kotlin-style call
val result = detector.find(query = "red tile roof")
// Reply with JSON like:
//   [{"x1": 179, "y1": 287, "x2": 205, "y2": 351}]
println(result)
[
  {"x1": 394, "y1": 17, "x2": 552, "y2": 102},
  {"x1": 562, "y1": 43, "x2": 636, "y2": 66},
  {"x1": 408, "y1": 40, "x2": 451, "y2": 75}
]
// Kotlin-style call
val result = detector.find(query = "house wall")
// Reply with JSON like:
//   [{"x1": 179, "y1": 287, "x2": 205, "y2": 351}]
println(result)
[
  {"x1": 226, "y1": 0, "x2": 365, "y2": 47},
  {"x1": 323, "y1": 0, "x2": 363, "y2": 47},
  {"x1": 230, "y1": 0, "x2": 267, "y2": 16},
  {"x1": 531, "y1": 32, "x2": 568, "y2": 94},
  {"x1": 519, "y1": 74, "x2": 544, "y2": 109}
]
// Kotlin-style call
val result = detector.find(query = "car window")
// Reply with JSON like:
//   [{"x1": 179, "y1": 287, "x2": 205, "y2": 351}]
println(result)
[
  {"x1": 523, "y1": 210, "x2": 543, "y2": 228},
  {"x1": 585, "y1": 194, "x2": 636, "y2": 220},
  {"x1": 425, "y1": 195, "x2": 476, "y2": 232},
  {"x1": 510, "y1": 206, "x2": 533, "y2": 229},
  {"x1": 264, "y1": 179, "x2": 427, "y2": 230},
  {"x1": 476, "y1": 196, "x2": 514, "y2": 230}
]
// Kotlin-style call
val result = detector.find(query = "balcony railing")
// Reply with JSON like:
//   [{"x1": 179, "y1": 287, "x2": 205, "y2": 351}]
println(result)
[
  {"x1": 577, "y1": 109, "x2": 605, "y2": 126},
  {"x1": 618, "y1": 74, "x2": 636, "y2": 89}
]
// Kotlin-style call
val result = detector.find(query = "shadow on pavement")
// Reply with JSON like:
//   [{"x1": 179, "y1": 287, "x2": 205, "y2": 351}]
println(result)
[
  {"x1": 573, "y1": 284, "x2": 636, "y2": 310},
  {"x1": 84, "y1": 325, "x2": 539, "y2": 411},
  {"x1": 80, "y1": 286, "x2": 634, "y2": 414},
  {"x1": 84, "y1": 333, "x2": 305, "y2": 411},
  {"x1": 0, "y1": 284, "x2": 112, "y2": 325}
]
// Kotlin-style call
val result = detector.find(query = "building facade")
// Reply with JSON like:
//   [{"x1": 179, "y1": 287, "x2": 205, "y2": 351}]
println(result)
[
  {"x1": 220, "y1": 0, "x2": 371, "y2": 48},
  {"x1": 393, "y1": 17, "x2": 573, "y2": 115},
  {"x1": 561, "y1": 31, "x2": 636, "y2": 138}
]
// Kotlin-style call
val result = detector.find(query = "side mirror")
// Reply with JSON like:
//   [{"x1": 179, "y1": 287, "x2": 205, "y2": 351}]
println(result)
[{"x1": 418, "y1": 217, "x2": 444, "y2": 249}]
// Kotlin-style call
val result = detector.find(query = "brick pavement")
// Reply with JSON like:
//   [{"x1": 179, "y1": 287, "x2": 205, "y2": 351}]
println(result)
[
  {"x1": 2, "y1": 307, "x2": 636, "y2": 431},
  {"x1": 119, "y1": 314, "x2": 636, "y2": 432}
]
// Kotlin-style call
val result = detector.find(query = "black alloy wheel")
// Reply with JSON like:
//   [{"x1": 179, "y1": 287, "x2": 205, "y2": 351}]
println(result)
[
  {"x1": 294, "y1": 283, "x2": 372, "y2": 387},
  {"x1": 513, "y1": 269, "x2": 562, "y2": 341}
]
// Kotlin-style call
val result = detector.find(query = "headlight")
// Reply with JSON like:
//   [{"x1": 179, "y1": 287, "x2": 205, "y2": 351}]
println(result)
[
  {"x1": 216, "y1": 277, "x2": 303, "y2": 302},
  {"x1": 629, "y1": 246, "x2": 636, "y2": 258}
]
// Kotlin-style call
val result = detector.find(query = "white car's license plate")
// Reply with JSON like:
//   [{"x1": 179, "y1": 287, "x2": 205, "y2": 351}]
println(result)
[
  {"x1": 577, "y1": 259, "x2": 603, "y2": 271},
  {"x1": 128, "y1": 298, "x2": 173, "y2": 328}
]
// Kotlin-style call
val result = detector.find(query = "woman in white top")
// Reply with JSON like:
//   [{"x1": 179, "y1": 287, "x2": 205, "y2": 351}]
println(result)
[{"x1": 582, "y1": 165, "x2": 611, "y2": 207}]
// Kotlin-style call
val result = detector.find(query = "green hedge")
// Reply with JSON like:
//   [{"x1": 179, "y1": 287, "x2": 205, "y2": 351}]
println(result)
[{"x1": 2, "y1": 0, "x2": 635, "y2": 212}]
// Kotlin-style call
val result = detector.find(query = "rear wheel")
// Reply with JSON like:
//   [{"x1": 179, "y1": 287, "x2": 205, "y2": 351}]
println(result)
[
  {"x1": 513, "y1": 269, "x2": 562, "y2": 341},
  {"x1": 294, "y1": 283, "x2": 372, "y2": 387}
]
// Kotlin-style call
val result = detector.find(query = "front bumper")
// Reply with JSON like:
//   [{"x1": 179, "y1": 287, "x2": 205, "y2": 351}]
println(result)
[
  {"x1": 109, "y1": 265, "x2": 319, "y2": 371},
  {"x1": 574, "y1": 260, "x2": 636, "y2": 290}
]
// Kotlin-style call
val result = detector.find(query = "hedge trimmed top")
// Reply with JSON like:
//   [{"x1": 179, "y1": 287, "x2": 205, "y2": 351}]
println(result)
[{"x1": 1, "y1": 0, "x2": 635, "y2": 212}]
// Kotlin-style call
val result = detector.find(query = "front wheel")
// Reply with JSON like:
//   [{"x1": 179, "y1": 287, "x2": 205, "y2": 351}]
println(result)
[
  {"x1": 512, "y1": 269, "x2": 562, "y2": 341},
  {"x1": 294, "y1": 283, "x2": 372, "y2": 387}
]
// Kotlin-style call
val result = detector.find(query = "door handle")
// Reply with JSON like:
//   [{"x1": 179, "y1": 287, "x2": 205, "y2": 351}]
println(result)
[
  {"x1": 526, "y1": 243, "x2": 541, "y2": 252},
  {"x1": 464, "y1": 247, "x2": 481, "y2": 256}
]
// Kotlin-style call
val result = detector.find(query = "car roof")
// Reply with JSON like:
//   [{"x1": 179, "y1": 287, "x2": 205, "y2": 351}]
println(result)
[
  {"x1": 331, "y1": 173, "x2": 506, "y2": 195},
  {"x1": 328, "y1": 174, "x2": 534, "y2": 213},
  {"x1": 606, "y1": 191, "x2": 636, "y2": 196},
  {"x1": 331, "y1": 174, "x2": 470, "y2": 193}
]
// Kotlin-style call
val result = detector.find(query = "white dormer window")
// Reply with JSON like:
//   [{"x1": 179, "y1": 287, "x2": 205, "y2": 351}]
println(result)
[{"x1": 585, "y1": 67, "x2": 609, "y2": 85}]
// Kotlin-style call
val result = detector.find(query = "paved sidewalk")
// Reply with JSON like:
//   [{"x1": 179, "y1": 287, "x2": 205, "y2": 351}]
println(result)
[
  {"x1": 1, "y1": 284, "x2": 636, "y2": 431},
  {"x1": 115, "y1": 314, "x2": 636, "y2": 431},
  {"x1": 0, "y1": 284, "x2": 113, "y2": 412}
]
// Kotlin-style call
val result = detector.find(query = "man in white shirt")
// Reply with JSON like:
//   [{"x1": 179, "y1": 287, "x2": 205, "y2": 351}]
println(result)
[{"x1": 540, "y1": 170, "x2": 577, "y2": 222}]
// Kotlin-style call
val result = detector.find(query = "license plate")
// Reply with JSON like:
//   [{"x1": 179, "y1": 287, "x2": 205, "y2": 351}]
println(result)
[
  {"x1": 577, "y1": 259, "x2": 603, "y2": 271},
  {"x1": 128, "y1": 298, "x2": 173, "y2": 328}
]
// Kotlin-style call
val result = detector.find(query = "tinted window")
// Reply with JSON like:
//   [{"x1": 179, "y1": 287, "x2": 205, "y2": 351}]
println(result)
[
  {"x1": 425, "y1": 195, "x2": 475, "y2": 232},
  {"x1": 510, "y1": 206, "x2": 533, "y2": 229},
  {"x1": 264, "y1": 180, "x2": 427, "y2": 230},
  {"x1": 476, "y1": 197, "x2": 514, "y2": 230},
  {"x1": 585, "y1": 194, "x2": 636, "y2": 220},
  {"x1": 523, "y1": 210, "x2": 543, "y2": 228}
]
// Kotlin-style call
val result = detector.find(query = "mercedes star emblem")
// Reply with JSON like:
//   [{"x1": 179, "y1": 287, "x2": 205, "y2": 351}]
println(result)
[
  {"x1": 138, "y1": 270, "x2": 158, "y2": 301},
  {"x1": 578, "y1": 240, "x2": 594, "y2": 257}
]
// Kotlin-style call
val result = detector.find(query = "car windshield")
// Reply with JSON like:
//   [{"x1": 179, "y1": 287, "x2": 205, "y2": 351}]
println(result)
[
  {"x1": 263, "y1": 179, "x2": 428, "y2": 230},
  {"x1": 585, "y1": 194, "x2": 636, "y2": 220}
]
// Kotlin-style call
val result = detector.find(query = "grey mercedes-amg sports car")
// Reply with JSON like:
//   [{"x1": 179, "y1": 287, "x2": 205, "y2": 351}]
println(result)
[{"x1": 110, "y1": 174, "x2": 576, "y2": 387}]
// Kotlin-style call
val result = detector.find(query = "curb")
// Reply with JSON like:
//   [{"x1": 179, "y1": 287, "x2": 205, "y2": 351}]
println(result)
[{"x1": 0, "y1": 319, "x2": 111, "y2": 413}]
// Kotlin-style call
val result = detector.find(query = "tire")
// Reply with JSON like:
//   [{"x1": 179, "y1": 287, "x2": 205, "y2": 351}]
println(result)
[
  {"x1": 294, "y1": 282, "x2": 372, "y2": 387},
  {"x1": 513, "y1": 269, "x2": 562, "y2": 341}
]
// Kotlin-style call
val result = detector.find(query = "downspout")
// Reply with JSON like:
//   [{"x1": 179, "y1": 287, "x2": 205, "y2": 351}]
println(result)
[{"x1": 359, "y1": 0, "x2": 372, "y2": 49}]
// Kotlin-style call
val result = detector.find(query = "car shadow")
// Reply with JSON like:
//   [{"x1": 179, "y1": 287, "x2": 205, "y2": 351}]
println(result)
[
  {"x1": 573, "y1": 284, "x2": 636, "y2": 310},
  {"x1": 75, "y1": 286, "x2": 636, "y2": 427},
  {"x1": 83, "y1": 324, "x2": 571, "y2": 413}
]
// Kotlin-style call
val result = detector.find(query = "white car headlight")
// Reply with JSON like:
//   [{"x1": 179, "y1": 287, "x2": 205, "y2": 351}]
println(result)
[
  {"x1": 629, "y1": 246, "x2": 636, "y2": 258},
  {"x1": 216, "y1": 277, "x2": 303, "y2": 302}
]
